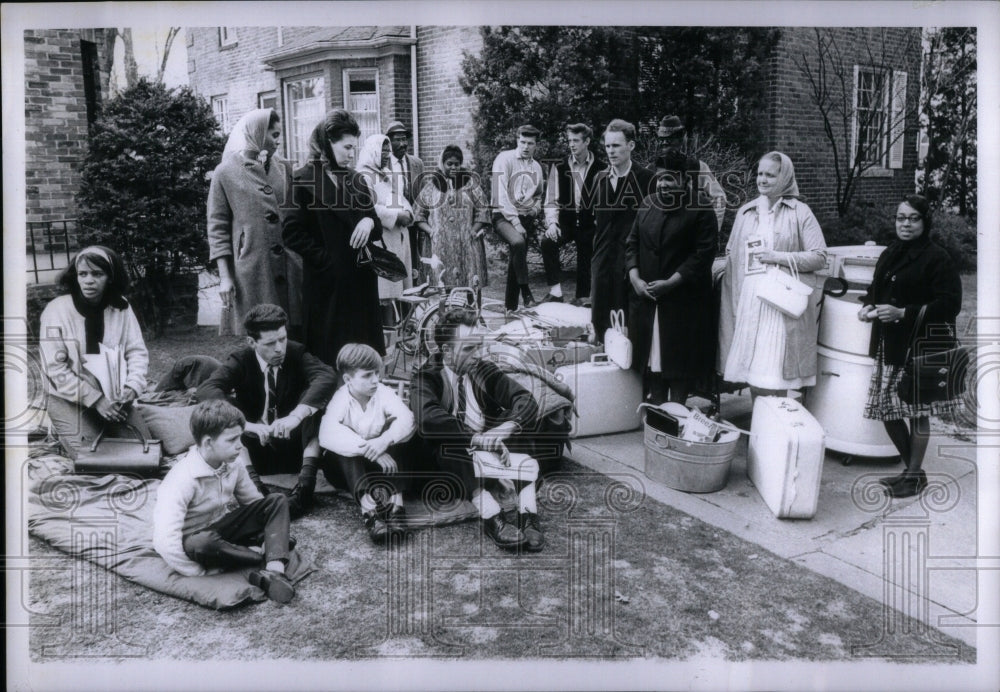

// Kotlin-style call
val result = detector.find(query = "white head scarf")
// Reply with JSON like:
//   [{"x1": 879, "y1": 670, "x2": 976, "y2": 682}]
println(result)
[
  {"x1": 356, "y1": 133, "x2": 390, "y2": 179},
  {"x1": 223, "y1": 109, "x2": 277, "y2": 165}
]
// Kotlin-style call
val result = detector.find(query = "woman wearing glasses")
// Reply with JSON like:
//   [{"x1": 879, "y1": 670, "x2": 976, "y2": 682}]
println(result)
[{"x1": 858, "y1": 194, "x2": 963, "y2": 498}]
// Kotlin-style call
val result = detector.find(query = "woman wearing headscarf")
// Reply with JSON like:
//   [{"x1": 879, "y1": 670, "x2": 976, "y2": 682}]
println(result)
[
  {"x1": 625, "y1": 149, "x2": 718, "y2": 405},
  {"x1": 281, "y1": 109, "x2": 385, "y2": 365},
  {"x1": 207, "y1": 108, "x2": 302, "y2": 336},
  {"x1": 718, "y1": 151, "x2": 828, "y2": 397},
  {"x1": 40, "y1": 246, "x2": 152, "y2": 458},
  {"x1": 356, "y1": 133, "x2": 414, "y2": 303},
  {"x1": 859, "y1": 194, "x2": 962, "y2": 498},
  {"x1": 413, "y1": 144, "x2": 491, "y2": 288}
]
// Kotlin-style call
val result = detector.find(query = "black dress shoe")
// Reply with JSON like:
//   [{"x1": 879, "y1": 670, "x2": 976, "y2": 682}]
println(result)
[
  {"x1": 363, "y1": 512, "x2": 389, "y2": 543},
  {"x1": 541, "y1": 294, "x2": 564, "y2": 303},
  {"x1": 522, "y1": 296, "x2": 537, "y2": 309},
  {"x1": 517, "y1": 512, "x2": 545, "y2": 552},
  {"x1": 878, "y1": 472, "x2": 907, "y2": 487},
  {"x1": 885, "y1": 470, "x2": 928, "y2": 498},
  {"x1": 249, "y1": 569, "x2": 295, "y2": 603},
  {"x1": 385, "y1": 505, "x2": 408, "y2": 532},
  {"x1": 483, "y1": 513, "x2": 525, "y2": 550},
  {"x1": 288, "y1": 480, "x2": 315, "y2": 518}
]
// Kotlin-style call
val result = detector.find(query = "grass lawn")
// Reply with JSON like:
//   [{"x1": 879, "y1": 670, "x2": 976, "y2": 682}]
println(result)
[
  {"x1": 27, "y1": 455, "x2": 976, "y2": 662},
  {"x1": 26, "y1": 289, "x2": 979, "y2": 663},
  {"x1": 23, "y1": 260, "x2": 981, "y2": 664}
]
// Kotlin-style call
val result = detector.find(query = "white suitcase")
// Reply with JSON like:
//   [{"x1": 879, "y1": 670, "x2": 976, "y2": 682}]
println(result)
[
  {"x1": 555, "y1": 354, "x2": 643, "y2": 437},
  {"x1": 747, "y1": 396, "x2": 826, "y2": 519}
]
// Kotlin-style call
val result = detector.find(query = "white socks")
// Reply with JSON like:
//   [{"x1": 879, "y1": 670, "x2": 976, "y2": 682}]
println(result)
[
  {"x1": 473, "y1": 489, "x2": 502, "y2": 519},
  {"x1": 518, "y1": 482, "x2": 538, "y2": 514},
  {"x1": 549, "y1": 284, "x2": 563, "y2": 297}
]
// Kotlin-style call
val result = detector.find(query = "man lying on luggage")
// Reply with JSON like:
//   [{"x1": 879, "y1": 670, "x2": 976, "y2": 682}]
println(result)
[{"x1": 410, "y1": 309, "x2": 546, "y2": 552}]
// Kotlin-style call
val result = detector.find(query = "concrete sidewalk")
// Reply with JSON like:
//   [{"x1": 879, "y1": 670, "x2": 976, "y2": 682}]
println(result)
[{"x1": 568, "y1": 391, "x2": 981, "y2": 650}]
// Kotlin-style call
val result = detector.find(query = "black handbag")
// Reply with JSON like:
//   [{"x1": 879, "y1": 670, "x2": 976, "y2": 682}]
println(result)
[
  {"x1": 74, "y1": 423, "x2": 163, "y2": 476},
  {"x1": 357, "y1": 239, "x2": 408, "y2": 282},
  {"x1": 896, "y1": 305, "x2": 972, "y2": 406}
]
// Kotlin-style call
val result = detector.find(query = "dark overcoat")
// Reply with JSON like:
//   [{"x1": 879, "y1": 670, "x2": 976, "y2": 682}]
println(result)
[
  {"x1": 281, "y1": 161, "x2": 385, "y2": 364},
  {"x1": 207, "y1": 154, "x2": 303, "y2": 333},
  {"x1": 625, "y1": 193, "x2": 718, "y2": 378},
  {"x1": 580, "y1": 165, "x2": 656, "y2": 338},
  {"x1": 862, "y1": 235, "x2": 962, "y2": 366}
]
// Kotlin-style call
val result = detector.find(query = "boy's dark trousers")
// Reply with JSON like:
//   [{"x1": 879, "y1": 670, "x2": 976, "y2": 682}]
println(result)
[
  {"x1": 329, "y1": 440, "x2": 415, "y2": 507},
  {"x1": 539, "y1": 215, "x2": 592, "y2": 300},
  {"x1": 493, "y1": 213, "x2": 537, "y2": 310},
  {"x1": 182, "y1": 494, "x2": 291, "y2": 569}
]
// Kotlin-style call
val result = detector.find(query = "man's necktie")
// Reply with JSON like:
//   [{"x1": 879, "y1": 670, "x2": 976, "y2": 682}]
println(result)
[
  {"x1": 456, "y1": 375, "x2": 467, "y2": 422},
  {"x1": 265, "y1": 366, "x2": 278, "y2": 424},
  {"x1": 398, "y1": 157, "x2": 409, "y2": 199}
]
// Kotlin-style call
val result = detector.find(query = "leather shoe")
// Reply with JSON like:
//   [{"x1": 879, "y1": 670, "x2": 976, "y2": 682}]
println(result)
[
  {"x1": 541, "y1": 294, "x2": 564, "y2": 303},
  {"x1": 522, "y1": 296, "x2": 537, "y2": 309},
  {"x1": 877, "y1": 472, "x2": 907, "y2": 487},
  {"x1": 288, "y1": 480, "x2": 315, "y2": 518},
  {"x1": 572, "y1": 297, "x2": 592, "y2": 308},
  {"x1": 385, "y1": 504, "x2": 408, "y2": 532},
  {"x1": 517, "y1": 512, "x2": 545, "y2": 552},
  {"x1": 885, "y1": 470, "x2": 928, "y2": 498},
  {"x1": 249, "y1": 569, "x2": 295, "y2": 604},
  {"x1": 363, "y1": 512, "x2": 389, "y2": 543},
  {"x1": 483, "y1": 513, "x2": 525, "y2": 550}
]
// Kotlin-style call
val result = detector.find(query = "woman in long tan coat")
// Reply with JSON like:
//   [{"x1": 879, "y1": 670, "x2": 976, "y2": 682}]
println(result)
[{"x1": 207, "y1": 108, "x2": 303, "y2": 336}]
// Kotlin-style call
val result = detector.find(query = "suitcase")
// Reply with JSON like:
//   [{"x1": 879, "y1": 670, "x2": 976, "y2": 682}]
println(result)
[
  {"x1": 555, "y1": 354, "x2": 643, "y2": 437},
  {"x1": 746, "y1": 396, "x2": 826, "y2": 518}
]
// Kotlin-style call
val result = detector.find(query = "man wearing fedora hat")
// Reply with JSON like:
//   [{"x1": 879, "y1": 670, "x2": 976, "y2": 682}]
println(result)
[
  {"x1": 385, "y1": 120, "x2": 426, "y2": 270},
  {"x1": 657, "y1": 115, "x2": 727, "y2": 230}
]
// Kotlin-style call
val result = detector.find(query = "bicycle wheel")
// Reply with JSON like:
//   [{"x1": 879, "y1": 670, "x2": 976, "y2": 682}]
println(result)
[{"x1": 396, "y1": 301, "x2": 431, "y2": 356}]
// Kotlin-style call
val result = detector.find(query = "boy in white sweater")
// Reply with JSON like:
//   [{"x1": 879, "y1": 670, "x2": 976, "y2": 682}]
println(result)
[
  {"x1": 153, "y1": 400, "x2": 295, "y2": 603},
  {"x1": 319, "y1": 343, "x2": 416, "y2": 542}
]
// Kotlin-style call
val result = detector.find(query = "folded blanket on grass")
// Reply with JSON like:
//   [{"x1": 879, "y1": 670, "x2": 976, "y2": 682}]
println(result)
[{"x1": 27, "y1": 454, "x2": 316, "y2": 610}]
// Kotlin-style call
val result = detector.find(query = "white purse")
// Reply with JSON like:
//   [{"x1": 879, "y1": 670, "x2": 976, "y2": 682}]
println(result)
[
  {"x1": 757, "y1": 256, "x2": 813, "y2": 318},
  {"x1": 603, "y1": 309, "x2": 633, "y2": 369}
]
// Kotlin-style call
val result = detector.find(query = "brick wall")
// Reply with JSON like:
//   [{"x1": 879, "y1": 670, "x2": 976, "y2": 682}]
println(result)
[
  {"x1": 764, "y1": 27, "x2": 922, "y2": 225},
  {"x1": 24, "y1": 29, "x2": 111, "y2": 225},
  {"x1": 187, "y1": 27, "x2": 284, "y2": 127},
  {"x1": 414, "y1": 26, "x2": 483, "y2": 169}
]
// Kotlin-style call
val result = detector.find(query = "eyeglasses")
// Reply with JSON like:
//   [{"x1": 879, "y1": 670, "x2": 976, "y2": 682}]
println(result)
[{"x1": 895, "y1": 215, "x2": 922, "y2": 224}]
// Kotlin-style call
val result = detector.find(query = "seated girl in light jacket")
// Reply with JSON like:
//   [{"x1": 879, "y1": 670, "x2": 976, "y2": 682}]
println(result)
[{"x1": 40, "y1": 245, "x2": 151, "y2": 457}]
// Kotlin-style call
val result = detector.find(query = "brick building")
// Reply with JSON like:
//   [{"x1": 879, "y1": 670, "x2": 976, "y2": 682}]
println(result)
[
  {"x1": 187, "y1": 26, "x2": 482, "y2": 168},
  {"x1": 762, "y1": 27, "x2": 921, "y2": 220},
  {"x1": 23, "y1": 29, "x2": 112, "y2": 226},
  {"x1": 187, "y1": 25, "x2": 919, "y2": 224}
]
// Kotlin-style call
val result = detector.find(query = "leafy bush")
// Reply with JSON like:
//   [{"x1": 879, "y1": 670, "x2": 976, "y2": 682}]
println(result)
[
  {"x1": 822, "y1": 200, "x2": 977, "y2": 271},
  {"x1": 76, "y1": 78, "x2": 225, "y2": 335}
]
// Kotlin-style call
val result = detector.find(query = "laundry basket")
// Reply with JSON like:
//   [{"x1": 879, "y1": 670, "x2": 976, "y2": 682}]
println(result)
[{"x1": 642, "y1": 416, "x2": 740, "y2": 493}]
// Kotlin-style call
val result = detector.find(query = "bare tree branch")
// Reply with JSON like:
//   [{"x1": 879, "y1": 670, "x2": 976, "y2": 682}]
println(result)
[{"x1": 156, "y1": 27, "x2": 181, "y2": 83}]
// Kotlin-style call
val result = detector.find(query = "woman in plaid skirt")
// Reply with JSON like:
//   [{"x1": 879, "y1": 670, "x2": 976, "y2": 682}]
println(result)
[{"x1": 859, "y1": 195, "x2": 963, "y2": 498}]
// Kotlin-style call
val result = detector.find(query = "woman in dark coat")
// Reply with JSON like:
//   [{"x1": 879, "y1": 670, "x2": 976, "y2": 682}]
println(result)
[
  {"x1": 625, "y1": 149, "x2": 718, "y2": 404},
  {"x1": 281, "y1": 110, "x2": 385, "y2": 365},
  {"x1": 859, "y1": 194, "x2": 963, "y2": 498}
]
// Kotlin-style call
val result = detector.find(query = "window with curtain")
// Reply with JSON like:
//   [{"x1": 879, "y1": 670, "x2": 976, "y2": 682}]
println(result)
[
  {"x1": 343, "y1": 69, "x2": 380, "y2": 144},
  {"x1": 284, "y1": 75, "x2": 326, "y2": 166}
]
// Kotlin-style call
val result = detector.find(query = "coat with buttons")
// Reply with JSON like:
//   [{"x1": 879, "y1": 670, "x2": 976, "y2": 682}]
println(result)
[
  {"x1": 207, "y1": 153, "x2": 303, "y2": 333},
  {"x1": 862, "y1": 235, "x2": 961, "y2": 366}
]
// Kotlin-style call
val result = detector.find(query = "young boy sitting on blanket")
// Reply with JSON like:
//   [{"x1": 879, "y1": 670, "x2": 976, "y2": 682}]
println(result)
[
  {"x1": 318, "y1": 343, "x2": 416, "y2": 543},
  {"x1": 153, "y1": 399, "x2": 296, "y2": 603}
]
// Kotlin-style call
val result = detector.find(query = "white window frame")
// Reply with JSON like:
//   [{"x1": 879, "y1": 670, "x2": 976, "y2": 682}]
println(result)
[
  {"x1": 219, "y1": 27, "x2": 238, "y2": 47},
  {"x1": 258, "y1": 91, "x2": 277, "y2": 111},
  {"x1": 851, "y1": 66, "x2": 907, "y2": 173},
  {"x1": 283, "y1": 74, "x2": 326, "y2": 166},
  {"x1": 343, "y1": 68, "x2": 380, "y2": 143},
  {"x1": 211, "y1": 94, "x2": 230, "y2": 133}
]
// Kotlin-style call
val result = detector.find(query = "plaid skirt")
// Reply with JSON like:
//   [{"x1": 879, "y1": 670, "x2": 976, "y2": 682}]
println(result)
[{"x1": 863, "y1": 340, "x2": 965, "y2": 421}]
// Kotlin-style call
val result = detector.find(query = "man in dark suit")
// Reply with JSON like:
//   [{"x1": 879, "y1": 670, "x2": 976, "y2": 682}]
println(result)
[
  {"x1": 385, "y1": 120, "x2": 427, "y2": 277},
  {"x1": 410, "y1": 309, "x2": 550, "y2": 552},
  {"x1": 541, "y1": 122, "x2": 601, "y2": 306},
  {"x1": 578, "y1": 119, "x2": 657, "y2": 340},
  {"x1": 197, "y1": 303, "x2": 337, "y2": 516}
]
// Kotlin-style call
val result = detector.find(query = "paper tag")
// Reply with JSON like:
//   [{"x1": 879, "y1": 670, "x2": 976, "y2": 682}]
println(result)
[
  {"x1": 745, "y1": 235, "x2": 766, "y2": 275},
  {"x1": 680, "y1": 409, "x2": 721, "y2": 443}
]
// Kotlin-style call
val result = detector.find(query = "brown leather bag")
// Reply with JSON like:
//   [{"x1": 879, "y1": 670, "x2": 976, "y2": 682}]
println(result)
[{"x1": 74, "y1": 424, "x2": 163, "y2": 476}]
